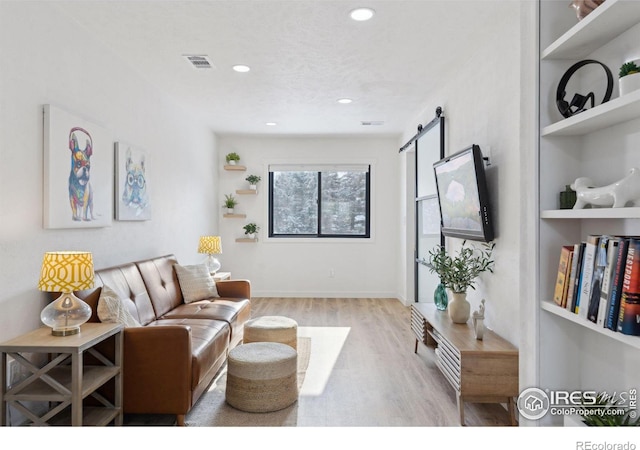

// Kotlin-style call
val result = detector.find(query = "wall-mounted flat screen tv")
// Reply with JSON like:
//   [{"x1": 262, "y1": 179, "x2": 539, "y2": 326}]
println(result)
[{"x1": 433, "y1": 144, "x2": 494, "y2": 242}]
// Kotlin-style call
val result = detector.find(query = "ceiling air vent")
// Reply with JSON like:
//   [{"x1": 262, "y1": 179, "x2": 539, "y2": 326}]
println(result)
[
  {"x1": 184, "y1": 55, "x2": 214, "y2": 69},
  {"x1": 361, "y1": 121, "x2": 384, "y2": 126}
]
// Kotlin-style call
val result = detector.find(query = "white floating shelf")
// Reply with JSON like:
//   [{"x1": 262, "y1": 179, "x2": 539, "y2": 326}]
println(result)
[
  {"x1": 541, "y1": 89, "x2": 640, "y2": 137},
  {"x1": 541, "y1": 300, "x2": 640, "y2": 349},
  {"x1": 541, "y1": 0, "x2": 640, "y2": 60},
  {"x1": 541, "y1": 207, "x2": 640, "y2": 219}
]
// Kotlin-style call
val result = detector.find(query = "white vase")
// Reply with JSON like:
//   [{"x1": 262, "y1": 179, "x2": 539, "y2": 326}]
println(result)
[
  {"x1": 228, "y1": 160, "x2": 236, "y2": 165},
  {"x1": 448, "y1": 292, "x2": 471, "y2": 324},
  {"x1": 619, "y1": 72, "x2": 640, "y2": 96},
  {"x1": 249, "y1": 184, "x2": 257, "y2": 190},
  {"x1": 247, "y1": 233, "x2": 256, "y2": 240},
  {"x1": 226, "y1": 208, "x2": 234, "y2": 214}
]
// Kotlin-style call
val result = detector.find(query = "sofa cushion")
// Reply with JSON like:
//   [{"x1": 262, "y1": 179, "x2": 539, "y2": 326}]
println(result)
[
  {"x1": 94, "y1": 263, "x2": 157, "y2": 326},
  {"x1": 97, "y1": 284, "x2": 142, "y2": 328},
  {"x1": 147, "y1": 318, "x2": 230, "y2": 389},
  {"x1": 160, "y1": 298, "x2": 251, "y2": 347},
  {"x1": 173, "y1": 263, "x2": 220, "y2": 303},
  {"x1": 136, "y1": 255, "x2": 184, "y2": 317}
]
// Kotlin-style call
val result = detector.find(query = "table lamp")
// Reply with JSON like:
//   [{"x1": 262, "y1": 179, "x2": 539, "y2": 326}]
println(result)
[
  {"x1": 198, "y1": 236, "x2": 222, "y2": 274},
  {"x1": 38, "y1": 251, "x2": 94, "y2": 336}
]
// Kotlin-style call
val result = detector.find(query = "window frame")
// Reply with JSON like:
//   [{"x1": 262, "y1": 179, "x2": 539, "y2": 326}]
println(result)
[{"x1": 268, "y1": 166, "x2": 371, "y2": 239}]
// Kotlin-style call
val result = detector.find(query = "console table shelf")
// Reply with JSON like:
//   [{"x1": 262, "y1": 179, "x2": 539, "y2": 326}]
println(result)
[{"x1": 411, "y1": 303, "x2": 518, "y2": 426}]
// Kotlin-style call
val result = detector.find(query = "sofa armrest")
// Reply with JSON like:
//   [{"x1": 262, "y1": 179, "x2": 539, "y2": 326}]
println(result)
[
  {"x1": 123, "y1": 325, "x2": 192, "y2": 414},
  {"x1": 215, "y1": 279, "x2": 251, "y2": 300}
]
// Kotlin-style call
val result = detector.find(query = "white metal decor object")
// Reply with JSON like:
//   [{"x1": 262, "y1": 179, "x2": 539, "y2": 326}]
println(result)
[
  {"x1": 571, "y1": 167, "x2": 640, "y2": 209},
  {"x1": 472, "y1": 299, "x2": 486, "y2": 341}
]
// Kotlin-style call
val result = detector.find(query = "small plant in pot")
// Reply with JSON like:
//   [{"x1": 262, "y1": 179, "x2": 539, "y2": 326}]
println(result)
[
  {"x1": 245, "y1": 174, "x2": 261, "y2": 190},
  {"x1": 418, "y1": 241, "x2": 495, "y2": 324},
  {"x1": 225, "y1": 152, "x2": 240, "y2": 165},
  {"x1": 224, "y1": 194, "x2": 238, "y2": 213},
  {"x1": 619, "y1": 60, "x2": 640, "y2": 96},
  {"x1": 243, "y1": 223, "x2": 260, "y2": 239}
]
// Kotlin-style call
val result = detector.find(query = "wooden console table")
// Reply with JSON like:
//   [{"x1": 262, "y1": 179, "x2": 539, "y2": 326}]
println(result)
[
  {"x1": 0, "y1": 322, "x2": 123, "y2": 426},
  {"x1": 411, "y1": 303, "x2": 519, "y2": 426}
]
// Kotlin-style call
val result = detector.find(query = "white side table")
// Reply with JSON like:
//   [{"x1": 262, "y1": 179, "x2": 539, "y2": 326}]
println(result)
[{"x1": 213, "y1": 272, "x2": 231, "y2": 281}]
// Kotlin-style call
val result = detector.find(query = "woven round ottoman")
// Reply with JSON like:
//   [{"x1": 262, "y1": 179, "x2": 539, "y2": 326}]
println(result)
[
  {"x1": 244, "y1": 315, "x2": 298, "y2": 350},
  {"x1": 225, "y1": 342, "x2": 298, "y2": 413}
]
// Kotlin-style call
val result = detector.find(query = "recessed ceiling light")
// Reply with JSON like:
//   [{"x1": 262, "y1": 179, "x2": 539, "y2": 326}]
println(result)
[
  {"x1": 350, "y1": 7, "x2": 375, "y2": 21},
  {"x1": 265, "y1": 122, "x2": 277, "y2": 126},
  {"x1": 233, "y1": 64, "x2": 251, "y2": 73},
  {"x1": 337, "y1": 98, "x2": 353, "y2": 104}
]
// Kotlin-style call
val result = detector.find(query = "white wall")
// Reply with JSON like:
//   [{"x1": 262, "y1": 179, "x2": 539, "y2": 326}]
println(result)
[
  {"x1": 0, "y1": 2, "x2": 219, "y2": 342},
  {"x1": 397, "y1": 0, "x2": 526, "y2": 346},
  {"x1": 216, "y1": 135, "x2": 399, "y2": 298}
]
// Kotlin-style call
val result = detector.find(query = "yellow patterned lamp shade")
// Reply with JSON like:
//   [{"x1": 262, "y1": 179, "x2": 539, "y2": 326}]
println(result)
[
  {"x1": 38, "y1": 252, "x2": 94, "y2": 336},
  {"x1": 197, "y1": 236, "x2": 222, "y2": 274},
  {"x1": 198, "y1": 236, "x2": 222, "y2": 255}
]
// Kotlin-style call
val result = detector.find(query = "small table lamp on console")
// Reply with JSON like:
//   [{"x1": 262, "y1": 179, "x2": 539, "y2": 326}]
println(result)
[
  {"x1": 38, "y1": 251, "x2": 94, "y2": 336},
  {"x1": 198, "y1": 236, "x2": 222, "y2": 274}
]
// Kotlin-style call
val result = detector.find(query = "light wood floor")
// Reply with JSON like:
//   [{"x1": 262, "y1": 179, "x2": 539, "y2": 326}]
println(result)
[
  {"x1": 248, "y1": 297, "x2": 514, "y2": 427},
  {"x1": 124, "y1": 297, "x2": 515, "y2": 427}
]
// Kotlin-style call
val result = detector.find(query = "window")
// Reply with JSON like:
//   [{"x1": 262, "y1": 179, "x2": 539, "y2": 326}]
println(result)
[{"x1": 268, "y1": 164, "x2": 371, "y2": 238}]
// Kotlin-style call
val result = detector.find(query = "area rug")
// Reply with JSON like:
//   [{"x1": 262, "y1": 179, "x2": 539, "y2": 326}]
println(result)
[{"x1": 184, "y1": 337, "x2": 311, "y2": 427}]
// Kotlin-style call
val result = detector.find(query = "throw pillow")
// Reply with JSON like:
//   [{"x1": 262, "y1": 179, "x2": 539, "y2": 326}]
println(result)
[
  {"x1": 97, "y1": 284, "x2": 141, "y2": 328},
  {"x1": 174, "y1": 263, "x2": 220, "y2": 303}
]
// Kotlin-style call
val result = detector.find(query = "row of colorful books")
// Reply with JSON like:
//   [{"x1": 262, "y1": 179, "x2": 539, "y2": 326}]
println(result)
[{"x1": 553, "y1": 235, "x2": 640, "y2": 336}]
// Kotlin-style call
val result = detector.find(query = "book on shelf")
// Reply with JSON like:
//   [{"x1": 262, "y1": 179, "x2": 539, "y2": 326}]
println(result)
[
  {"x1": 567, "y1": 242, "x2": 586, "y2": 313},
  {"x1": 596, "y1": 237, "x2": 621, "y2": 327},
  {"x1": 617, "y1": 238, "x2": 640, "y2": 336},
  {"x1": 587, "y1": 235, "x2": 609, "y2": 323},
  {"x1": 576, "y1": 235, "x2": 600, "y2": 319},
  {"x1": 606, "y1": 237, "x2": 630, "y2": 331},
  {"x1": 553, "y1": 245, "x2": 574, "y2": 307}
]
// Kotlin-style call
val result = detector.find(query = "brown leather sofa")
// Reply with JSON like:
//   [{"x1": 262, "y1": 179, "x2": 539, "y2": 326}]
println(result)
[{"x1": 76, "y1": 254, "x2": 251, "y2": 426}]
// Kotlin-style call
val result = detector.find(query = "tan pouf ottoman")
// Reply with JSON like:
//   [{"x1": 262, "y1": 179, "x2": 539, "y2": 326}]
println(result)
[
  {"x1": 244, "y1": 315, "x2": 298, "y2": 350},
  {"x1": 225, "y1": 342, "x2": 298, "y2": 412}
]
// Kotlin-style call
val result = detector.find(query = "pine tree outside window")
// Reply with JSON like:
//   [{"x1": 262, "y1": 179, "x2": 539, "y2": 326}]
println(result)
[{"x1": 268, "y1": 164, "x2": 371, "y2": 238}]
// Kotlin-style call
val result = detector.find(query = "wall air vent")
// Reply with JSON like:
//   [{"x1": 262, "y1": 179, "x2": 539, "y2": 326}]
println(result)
[
  {"x1": 361, "y1": 121, "x2": 384, "y2": 126},
  {"x1": 183, "y1": 55, "x2": 214, "y2": 69}
]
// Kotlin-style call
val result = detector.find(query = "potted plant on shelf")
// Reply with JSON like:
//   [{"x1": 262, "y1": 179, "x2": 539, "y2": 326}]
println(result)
[
  {"x1": 419, "y1": 241, "x2": 495, "y2": 324},
  {"x1": 225, "y1": 152, "x2": 241, "y2": 166},
  {"x1": 243, "y1": 223, "x2": 260, "y2": 239},
  {"x1": 245, "y1": 174, "x2": 261, "y2": 190},
  {"x1": 224, "y1": 194, "x2": 238, "y2": 214},
  {"x1": 619, "y1": 60, "x2": 640, "y2": 96}
]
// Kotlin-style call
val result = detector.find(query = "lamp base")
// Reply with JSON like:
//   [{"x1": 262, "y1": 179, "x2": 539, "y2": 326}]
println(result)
[
  {"x1": 51, "y1": 327, "x2": 81, "y2": 337},
  {"x1": 41, "y1": 292, "x2": 92, "y2": 338},
  {"x1": 204, "y1": 255, "x2": 222, "y2": 274}
]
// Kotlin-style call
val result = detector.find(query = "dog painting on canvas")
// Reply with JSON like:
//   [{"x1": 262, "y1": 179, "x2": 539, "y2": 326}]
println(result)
[{"x1": 68, "y1": 127, "x2": 95, "y2": 221}]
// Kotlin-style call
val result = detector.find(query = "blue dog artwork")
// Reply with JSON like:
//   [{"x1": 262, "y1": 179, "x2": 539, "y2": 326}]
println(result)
[
  {"x1": 116, "y1": 144, "x2": 150, "y2": 220},
  {"x1": 68, "y1": 127, "x2": 95, "y2": 221}
]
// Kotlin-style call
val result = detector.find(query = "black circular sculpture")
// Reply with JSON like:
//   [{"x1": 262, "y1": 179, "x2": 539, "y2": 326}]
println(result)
[{"x1": 556, "y1": 59, "x2": 613, "y2": 118}]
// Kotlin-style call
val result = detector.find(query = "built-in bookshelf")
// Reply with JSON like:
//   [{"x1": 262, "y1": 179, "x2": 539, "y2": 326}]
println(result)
[{"x1": 537, "y1": 0, "x2": 640, "y2": 427}]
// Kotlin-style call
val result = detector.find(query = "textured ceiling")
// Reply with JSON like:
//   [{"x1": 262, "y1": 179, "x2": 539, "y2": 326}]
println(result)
[{"x1": 52, "y1": 0, "x2": 514, "y2": 137}]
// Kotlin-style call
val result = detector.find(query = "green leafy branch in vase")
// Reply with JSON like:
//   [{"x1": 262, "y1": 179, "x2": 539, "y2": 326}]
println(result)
[{"x1": 418, "y1": 241, "x2": 495, "y2": 294}]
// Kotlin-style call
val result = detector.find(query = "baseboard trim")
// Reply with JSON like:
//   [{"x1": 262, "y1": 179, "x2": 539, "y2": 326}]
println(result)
[{"x1": 252, "y1": 290, "x2": 399, "y2": 299}]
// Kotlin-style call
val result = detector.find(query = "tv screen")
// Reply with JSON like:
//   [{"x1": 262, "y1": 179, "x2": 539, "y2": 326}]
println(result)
[{"x1": 433, "y1": 144, "x2": 494, "y2": 242}]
